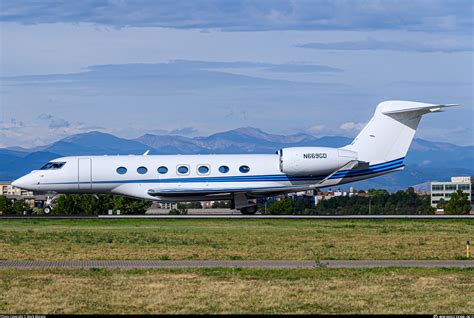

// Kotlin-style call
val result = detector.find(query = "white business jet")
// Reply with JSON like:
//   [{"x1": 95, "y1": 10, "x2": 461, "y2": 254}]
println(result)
[{"x1": 12, "y1": 101, "x2": 457, "y2": 214}]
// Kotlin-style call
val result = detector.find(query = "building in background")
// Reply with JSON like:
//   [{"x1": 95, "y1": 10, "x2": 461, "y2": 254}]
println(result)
[
  {"x1": 430, "y1": 176, "x2": 473, "y2": 208},
  {"x1": 315, "y1": 187, "x2": 356, "y2": 205},
  {"x1": 1, "y1": 182, "x2": 34, "y2": 197},
  {"x1": 0, "y1": 181, "x2": 48, "y2": 209}
]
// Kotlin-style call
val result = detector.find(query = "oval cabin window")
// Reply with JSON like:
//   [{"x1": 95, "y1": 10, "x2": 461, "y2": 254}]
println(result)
[
  {"x1": 198, "y1": 165, "x2": 210, "y2": 174},
  {"x1": 177, "y1": 165, "x2": 189, "y2": 174},
  {"x1": 219, "y1": 165, "x2": 229, "y2": 173},
  {"x1": 116, "y1": 167, "x2": 127, "y2": 175},
  {"x1": 157, "y1": 166, "x2": 168, "y2": 174},
  {"x1": 239, "y1": 165, "x2": 250, "y2": 173},
  {"x1": 137, "y1": 166, "x2": 148, "y2": 174}
]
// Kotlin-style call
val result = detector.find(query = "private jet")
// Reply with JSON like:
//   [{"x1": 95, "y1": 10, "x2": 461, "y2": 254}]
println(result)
[{"x1": 12, "y1": 101, "x2": 458, "y2": 214}]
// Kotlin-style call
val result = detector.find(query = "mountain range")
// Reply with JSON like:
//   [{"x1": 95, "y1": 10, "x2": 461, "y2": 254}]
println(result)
[{"x1": 1, "y1": 128, "x2": 472, "y2": 191}]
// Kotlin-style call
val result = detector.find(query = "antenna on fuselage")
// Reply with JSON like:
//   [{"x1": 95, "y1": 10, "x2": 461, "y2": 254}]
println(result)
[{"x1": 143, "y1": 150, "x2": 150, "y2": 156}]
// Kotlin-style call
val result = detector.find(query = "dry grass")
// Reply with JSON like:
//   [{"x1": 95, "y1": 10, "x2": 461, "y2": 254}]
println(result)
[
  {"x1": 0, "y1": 267, "x2": 472, "y2": 314},
  {"x1": 0, "y1": 218, "x2": 472, "y2": 260}
]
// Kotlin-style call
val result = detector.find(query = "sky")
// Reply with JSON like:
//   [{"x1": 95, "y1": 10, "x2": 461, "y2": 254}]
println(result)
[{"x1": 0, "y1": 0, "x2": 473, "y2": 148}]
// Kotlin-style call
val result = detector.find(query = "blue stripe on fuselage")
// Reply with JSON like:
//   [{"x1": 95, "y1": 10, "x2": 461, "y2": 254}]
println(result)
[{"x1": 43, "y1": 157, "x2": 404, "y2": 185}]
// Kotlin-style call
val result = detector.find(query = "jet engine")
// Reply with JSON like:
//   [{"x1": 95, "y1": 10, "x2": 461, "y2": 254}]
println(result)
[{"x1": 278, "y1": 147, "x2": 358, "y2": 176}]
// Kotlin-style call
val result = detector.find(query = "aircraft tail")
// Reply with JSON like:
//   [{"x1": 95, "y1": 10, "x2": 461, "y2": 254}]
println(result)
[{"x1": 343, "y1": 100, "x2": 459, "y2": 165}]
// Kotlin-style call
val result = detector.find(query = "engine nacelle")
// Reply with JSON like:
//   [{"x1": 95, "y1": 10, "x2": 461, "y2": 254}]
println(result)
[{"x1": 279, "y1": 147, "x2": 358, "y2": 176}]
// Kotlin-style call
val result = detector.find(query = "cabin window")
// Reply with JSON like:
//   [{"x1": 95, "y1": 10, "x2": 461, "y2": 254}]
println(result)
[
  {"x1": 137, "y1": 166, "x2": 148, "y2": 174},
  {"x1": 116, "y1": 167, "x2": 127, "y2": 175},
  {"x1": 239, "y1": 165, "x2": 250, "y2": 173},
  {"x1": 39, "y1": 162, "x2": 66, "y2": 170},
  {"x1": 157, "y1": 166, "x2": 168, "y2": 174},
  {"x1": 219, "y1": 165, "x2": 229, "y2": 174},
  {"x1": 177, "y1": 165, "x2": 189, "y2": 175},
  {"x1": 197, "y1": 165, "x2": 210, "y2": 175}
]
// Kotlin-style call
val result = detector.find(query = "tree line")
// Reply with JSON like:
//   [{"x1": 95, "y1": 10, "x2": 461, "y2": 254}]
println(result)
[
  {"x1": 263, "y1": 188, "x2": 471, "y2": 215},
  {"x1": 0, "y1": 194, "x2": 152, "y2": 215},
  {"x1": 0, "y1": 187, "x2": 470, "y2": 215}
]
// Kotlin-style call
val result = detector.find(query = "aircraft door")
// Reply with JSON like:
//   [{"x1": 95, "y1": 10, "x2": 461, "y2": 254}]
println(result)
[{"x1": 78, "y1": 158, "x2": 92, "y2": 190}]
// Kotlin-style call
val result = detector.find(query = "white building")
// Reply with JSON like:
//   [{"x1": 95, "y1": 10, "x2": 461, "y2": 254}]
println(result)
[
  {"x1": 0, "y1": 181, "x2": 48, "y2": 209},
  {"x1": 430, "y1": 176, "x2": 473, "y2": 208},
  {"x1": 0, "y1": 181, "x2": 34, "y2": 196}
]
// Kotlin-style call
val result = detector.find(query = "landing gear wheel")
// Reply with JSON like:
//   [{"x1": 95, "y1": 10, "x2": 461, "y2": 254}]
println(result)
[
  {"x1": 44, "y1": 207, "x2": 51, "y2": 214},
  {"x1": 240, "y1": 205, "x2": 257, "y2": 215}
]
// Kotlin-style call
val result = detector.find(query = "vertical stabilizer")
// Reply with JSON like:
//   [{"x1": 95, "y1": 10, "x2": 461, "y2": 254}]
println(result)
[{"x1": 343, "y1": 100, "x2": 459, "y2": 165}]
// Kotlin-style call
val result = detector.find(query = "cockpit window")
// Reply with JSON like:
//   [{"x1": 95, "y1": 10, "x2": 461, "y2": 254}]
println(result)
[{"x1": 39, "y1": 162, "x2": 66, "y2": 170}]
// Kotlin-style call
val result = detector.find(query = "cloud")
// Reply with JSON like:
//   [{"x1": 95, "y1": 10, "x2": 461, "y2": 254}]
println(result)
[
  {"x1": 1, "y1": 0, "x2": 472, "y2": 33},
  {"x1": 38, "y1": 113, "x2": 70, "y2": 128},
  {"x1": 0, "y1": 116, "x2": 104, "y2": 148},
  {"x1": 169, "y1": 127, "x2": 198, "y2": 136},
  {"x1": 1, "y1": 61, "x2": 353, "y2": 147},
  {"x1": 3, "y1": 60, "x2": 348, "y2": 91},
  {"x1": 298, "y1": 37, "x2": 473, "y2": 53},
  {"x1": 2, "y1": 118, "x2": 25, "y2": 129},
  {"x1": 265, "y1": 64, "x2": 342, "y2": 73},
  {"x1": 2, "y1": 58, "x2": 471, "y2": 147},
  {"x1": 340, "y1": 122, "x2": 366, "y2": 131},
  {"x1": 167, "y1": 60, "x2": 342, "y2": 73},
  {"x1": 306, "y1": 125, "x2": 326, "y2": 133}
]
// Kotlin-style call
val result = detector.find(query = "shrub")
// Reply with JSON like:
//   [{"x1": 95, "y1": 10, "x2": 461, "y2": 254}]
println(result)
[
  {"x1": 444, "y1": 190, "x2": 471, "y2": 215},
  {"x1": 267, "y1": 198, "x2": 294, "y2": 215}
]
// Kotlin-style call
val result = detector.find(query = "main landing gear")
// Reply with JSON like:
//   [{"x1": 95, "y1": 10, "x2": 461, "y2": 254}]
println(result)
[
  {"x1": 232, "y1": 193, "x2": 258, "y2": 215},
  {"x1": 239, "y1": 205, "x2": 258, "y2": 215}
]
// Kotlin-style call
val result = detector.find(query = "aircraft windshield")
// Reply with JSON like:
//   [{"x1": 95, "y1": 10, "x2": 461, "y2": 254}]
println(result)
[{"x1": 39, "y1": 162, "x2": 66, "y2": 170}]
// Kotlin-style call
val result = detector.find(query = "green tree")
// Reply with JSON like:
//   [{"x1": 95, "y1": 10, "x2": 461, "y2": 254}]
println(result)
[
  {"x1": 367, "y1": 188, "x2": 389, "y2": 196},
  {"x1": 111, "y1": 195, "x2": 152, "y2": 214},
  {"x1": 267, "y1": 198, "x2": 294, "y2": 215},
  {"x1": 169, "y1": 203, "x2": 188, "y2": 215},
  {"x1": 53, "y1": 194, "x2": 98, "y2": 215},
  {"x1": 436, "y1": 198, "x2": 446, "y2": 209},
  {"x1": 444, "y1": 190, "x2": 471, "y2": 215},
  {"x1": 187, "y1": 202, "x2": 202, "y2": 209},
  {"x1": 11, "y1": 200, "x2": 32, "y2": 215},
  {"x1": 311, "y1": 187, "x2": 434, "y2": 215},
  {"x1": 212, "y1": 201, "x2": 231, "y2": 208},
  {"x1": 52, "y1": 194, "x2": 152, "y2": 215},
  {"x1": 0, "y1": 195, "x2": 12, "y2": 214}
]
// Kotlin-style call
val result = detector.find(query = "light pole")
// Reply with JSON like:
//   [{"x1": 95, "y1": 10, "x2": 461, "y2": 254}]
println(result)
[{"x1": 368, "y1": 195, "x2": 373, "y2": 215}]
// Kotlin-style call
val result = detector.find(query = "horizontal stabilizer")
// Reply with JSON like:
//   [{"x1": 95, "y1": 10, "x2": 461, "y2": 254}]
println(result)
[{"x1": 382, "y1": 103, "x2": 460, "y2": 115}]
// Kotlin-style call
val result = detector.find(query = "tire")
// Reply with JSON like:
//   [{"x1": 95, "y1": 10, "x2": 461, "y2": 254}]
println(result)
[
  {"x1": 240, "y1": 205, "x2": 257, "y2": 215},
  {"x1": 44, "y1": 207, "x2": 51, "y2": 214}
]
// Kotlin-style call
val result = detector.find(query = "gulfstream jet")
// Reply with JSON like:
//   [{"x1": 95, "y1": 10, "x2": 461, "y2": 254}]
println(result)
[{"x1": 12, "y1": 101, "x2": 457, "y2": 214}]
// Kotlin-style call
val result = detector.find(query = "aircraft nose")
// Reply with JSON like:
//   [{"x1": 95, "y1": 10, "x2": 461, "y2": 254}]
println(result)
[{"x1": 12, "y1": 175, "x2": 32, "y2": 190}]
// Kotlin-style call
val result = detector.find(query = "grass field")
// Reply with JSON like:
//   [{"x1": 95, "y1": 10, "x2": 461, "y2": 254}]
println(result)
[
  {"x1": 0, "y1": 218, "x2": 472, "y2": 260},
  {"x1": 1, "y1": 267, "x2": 472, "y2": 314},
  {"x1": 1, "y1": 219, "x2": 473, "y2": 314}
]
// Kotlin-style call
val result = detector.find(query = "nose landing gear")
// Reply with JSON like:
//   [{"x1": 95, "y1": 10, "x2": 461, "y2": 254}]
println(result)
[{"x1": 44, "y1": 194, "x2": 61, "y2": 214}]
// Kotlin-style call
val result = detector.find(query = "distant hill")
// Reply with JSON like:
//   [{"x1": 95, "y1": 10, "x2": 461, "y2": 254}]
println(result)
[
  {"x1": 45, "y1": 131, "x2": 151, "y2": 155},
  {"x1": 134, "y1": 127, "x2": 351, "y2": 154},
  {"x1": 1, "y1": 128, "x2": 472, "y2": 191}
]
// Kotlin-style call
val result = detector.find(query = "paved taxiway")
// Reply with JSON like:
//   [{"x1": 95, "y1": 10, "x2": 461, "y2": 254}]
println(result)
[
  {"x1": 1, "y1": 260, "x2": 472, "y2": 269},
  {"x1": 1, "y1": 215, "x2": 473, "y2": 219}
]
